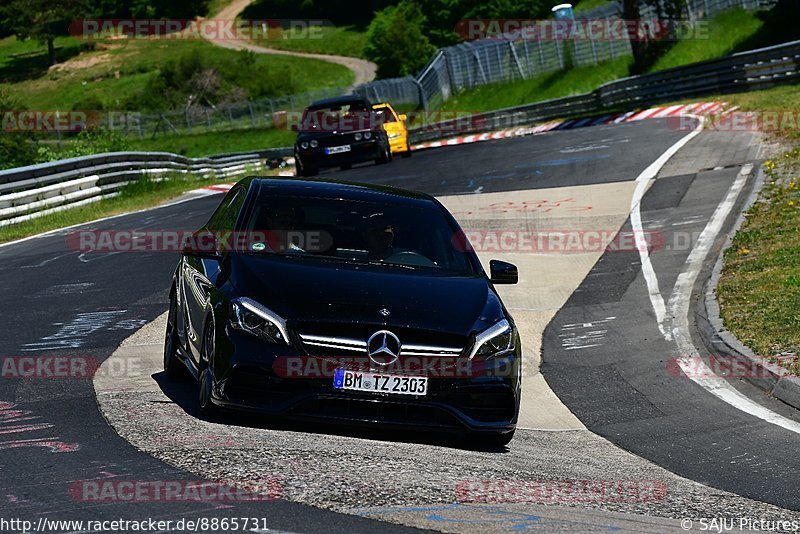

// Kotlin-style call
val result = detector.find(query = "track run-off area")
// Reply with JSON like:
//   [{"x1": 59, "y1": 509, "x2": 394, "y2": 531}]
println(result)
[{"x1": 2, "y1": 115, "x2": 800, "y2": 533}]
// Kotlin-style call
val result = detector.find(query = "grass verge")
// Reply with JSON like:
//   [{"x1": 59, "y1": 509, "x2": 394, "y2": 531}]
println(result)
[
  {"x1": 717, "y1": 149, "x2": 800, "y2": 374},
  {"x1": 253, "y1": 25, "x2": 367, "y2": 58},
  {"x1": 0, "y1": 173, "x2": 239, "y2": 244},
  {"x1": 573, "y1": 0, "x2": 612, "y2": 13},
  {"x1": 127, "y1": 127, "x2": 296, "y2": 157}
]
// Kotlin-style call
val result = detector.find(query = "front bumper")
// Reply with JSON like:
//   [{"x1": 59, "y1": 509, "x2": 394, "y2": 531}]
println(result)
[
  {"x1": 388, "y1": 135, "x2": 409, "y2": 154},
  {"x1": 211, "y1": 329, "x2": 521, "y2": 433},
  {"x1": 295, "y1": 139, "x2": 384, "y2": 169}
]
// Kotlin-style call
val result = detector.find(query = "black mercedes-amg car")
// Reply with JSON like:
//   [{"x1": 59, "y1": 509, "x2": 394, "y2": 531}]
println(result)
[
  {"x1": 164, "y1": 177, "x2": 522, "y2": 445},
  {"x1": 293, "y1": 95, "x2": 392, "y2": 177}
]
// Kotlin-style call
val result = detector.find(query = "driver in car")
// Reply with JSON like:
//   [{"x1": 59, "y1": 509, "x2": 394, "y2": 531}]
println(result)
[
  {"x1": 364, "y1": 213, "x2": 396, "y2": 261},
  {"x1": 363, "y1": 213, "x2": 436, "y2": 267}
]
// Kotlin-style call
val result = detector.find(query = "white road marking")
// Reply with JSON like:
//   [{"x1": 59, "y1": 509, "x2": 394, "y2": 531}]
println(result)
[
  {"x1": 630, "y1": 119, "x2": 800, "y2": 434},
  {"x1": 558, "y1": 317, "x2": 616, "y2": 351},
  {"x1": 667, "y1": 165, "x2": 800, "y2": 434},
  {"x1": 21, "y1": 310, "x2": 128, "y2": 351},
  {"x1": 629, "y1": 115, "x2": 706, "y2": 339}
]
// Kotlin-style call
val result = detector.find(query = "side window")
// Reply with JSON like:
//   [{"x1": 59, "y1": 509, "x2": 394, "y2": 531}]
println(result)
[
  {"x1": 206, "y1": 188, "x2": 244, "y2": 231},
  {"x1": 219, "y1": 189, "x2": 246, "y2": 231}
]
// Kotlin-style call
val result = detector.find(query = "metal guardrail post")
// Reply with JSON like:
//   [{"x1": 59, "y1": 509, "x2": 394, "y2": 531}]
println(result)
[{"x1": 413, "y1": 78, "x2": 428, "y2": 112}]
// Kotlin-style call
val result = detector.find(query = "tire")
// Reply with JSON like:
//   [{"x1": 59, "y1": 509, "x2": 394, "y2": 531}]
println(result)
[
  {"x1": 296, "y1": 156, "x2": 318, "y2": 177},
  {"x1": 376, "y1": 143, "x2": 392, "y2": 165},
  {"x1": 198, "y1": 320, "x2": 218, "y2": 417},
  {"x1": 164, "y1": 291, "x2": 187, "y2": 381}
]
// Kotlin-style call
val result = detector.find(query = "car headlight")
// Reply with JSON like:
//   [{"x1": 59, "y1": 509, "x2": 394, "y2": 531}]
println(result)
[
  {"x1": 230, "y1": 297, "x2": 289, "y2": 345},
  {"x1": 364, "y1": 131, "x2": 372, "y2": 140},
  {"x1": 468, "y1": 319, "x2": 514, "y2": 360},
  {"x1": 300, "y1": 142, "x2": 309, "y2": 150},
  {"x1": 354, "y1": 133, "x2": 363, "y2": 141},
  {"x1": 310, "y1": 139, "x2": 318, "y2": 148}
]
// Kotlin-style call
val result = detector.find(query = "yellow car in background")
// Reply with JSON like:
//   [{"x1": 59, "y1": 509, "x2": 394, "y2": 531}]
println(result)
[{"x1": 373, "y1": 102, "x2": 412, "y2": 158}]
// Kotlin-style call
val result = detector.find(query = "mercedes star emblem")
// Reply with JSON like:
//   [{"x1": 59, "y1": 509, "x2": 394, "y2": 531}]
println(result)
[{"x1": 366, "y1": 330, "x2": 401, "y2": 366}]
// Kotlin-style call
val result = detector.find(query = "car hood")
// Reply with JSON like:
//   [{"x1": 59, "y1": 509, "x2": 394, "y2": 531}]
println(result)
[{"x1": 228, "y1": 254, "x2": 502, "y2": 337}]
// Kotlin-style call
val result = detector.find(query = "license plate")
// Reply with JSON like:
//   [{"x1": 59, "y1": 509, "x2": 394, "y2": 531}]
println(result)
[
  {"x1": 333, "y1": 369, "x2": 427, "y2": 396},
  {"x1": 325, "y1": 145, "x2": 351, "y2": 155}
]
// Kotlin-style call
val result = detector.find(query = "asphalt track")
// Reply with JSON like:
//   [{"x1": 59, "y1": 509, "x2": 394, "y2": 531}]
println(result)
[{"x1": 1, "y1": 118, "x2": 798, "y2": 532}]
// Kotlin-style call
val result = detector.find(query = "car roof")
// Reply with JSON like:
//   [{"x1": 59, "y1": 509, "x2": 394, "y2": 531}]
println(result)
[
  {"x1": 241, "y1": 177, "x2": 438, "y2": 208},
  {"x1": 307, "y1": 95, "x2": 372, "y2": 110}
]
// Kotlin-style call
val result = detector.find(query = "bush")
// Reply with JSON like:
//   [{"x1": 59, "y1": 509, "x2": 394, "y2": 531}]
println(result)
[
  {"x1": 129, "y1": 49, "x2": 299, "y2": 111},
  {"x1": 365, "y1": 0, "x2": 437, "y2": 78},
  {"x1": 35, "y1": 130, "x2": 131, "y2": 163},
  {"x1": 0, "y1": 85, "x2": 38, "y2": 169}
]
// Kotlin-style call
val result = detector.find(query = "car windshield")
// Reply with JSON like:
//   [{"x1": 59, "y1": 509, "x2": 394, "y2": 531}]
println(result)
[{"x1": 243, "y1": 194, "x2": 475, "y2": 275}]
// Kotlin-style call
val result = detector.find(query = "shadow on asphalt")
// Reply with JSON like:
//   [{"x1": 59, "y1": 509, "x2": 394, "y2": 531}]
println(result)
[{"x1": 151, "y1": 370, "x2": 511, "y2": 453}]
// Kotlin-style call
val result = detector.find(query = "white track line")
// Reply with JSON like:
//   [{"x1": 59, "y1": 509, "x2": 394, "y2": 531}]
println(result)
[
  {"x1": 629, "y1": 115, "x2": 706, "y2": 338},
  {"x1": 667, "y1": 164, "x2": 800, "y2": 434},
  {"x1": 631, "y1": 116, "x2": 800, "y2": 434}
]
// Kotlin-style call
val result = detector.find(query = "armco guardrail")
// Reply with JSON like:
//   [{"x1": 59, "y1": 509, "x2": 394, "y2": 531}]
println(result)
[
  {"x1": 407, "y1": 39, "x2": 800, "y2": 143},
  {"x1": 0, "y1": 147, "x2": 291, "y2": 228},
  {"x1": 4, "y1": 39, "x2": 797, "y2": 228}
]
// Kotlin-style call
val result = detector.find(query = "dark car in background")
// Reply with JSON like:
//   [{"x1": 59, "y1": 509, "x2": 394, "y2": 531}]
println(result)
[
  {"x1": 294, "y1": 96, "x2": 392, "y2": 177},
  {"x1": 165, "y1": 177, "x2": 522, "y2": 446}
]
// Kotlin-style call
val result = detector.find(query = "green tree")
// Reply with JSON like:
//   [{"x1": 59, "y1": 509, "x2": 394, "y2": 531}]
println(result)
[
  {"x1": 624, "y1": 0, "x2": 687, "y2": 74},
  {"x1": 418, "y1": 0, "x2": 552, "y2": 46},
  {"x1": 0, "y1": 0, "x2": 85, "y2": 66},
  {"x1": 365, "y1": 0, "x2": 437, "y2": 78}
]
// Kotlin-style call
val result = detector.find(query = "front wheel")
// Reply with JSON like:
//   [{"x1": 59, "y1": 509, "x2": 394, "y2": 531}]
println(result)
[
  {"x1": 376, "y1": 143, "x2": 393, "y2": 165},
  {"x1": 198, "y1": 321, "x2": 218, "y2": 417},
  {"x1": 295, "y1": 156, "x2": 318, "y2": 177}
]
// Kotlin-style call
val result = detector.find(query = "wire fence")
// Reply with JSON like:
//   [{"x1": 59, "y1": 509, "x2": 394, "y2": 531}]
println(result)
[
  {"x1": 108, "y1": 87, "x2": 346, "y2": 140},
  {"x1": 355, "y1": 0, "x2": 778, "y2": 110},
  {"x1": 101, "y1": 0, "x2": 777, "y2": 138}
]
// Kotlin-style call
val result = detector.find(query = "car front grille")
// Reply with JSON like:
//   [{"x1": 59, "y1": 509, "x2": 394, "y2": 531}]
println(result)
[{"x1": 298, "y1": 333, "x2": 463, "y2": 358}]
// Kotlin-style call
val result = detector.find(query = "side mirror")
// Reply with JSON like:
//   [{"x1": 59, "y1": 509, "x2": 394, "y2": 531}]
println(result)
[
  {"x1": 399, "y1": 114, "x2": 407, "y2": 122},
  {"x1": 490, "y1": 260, "x2": 518, "y2": 285},
  {"x1": 181, "y1": 230, "x2": 222, "y2": 259}
]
